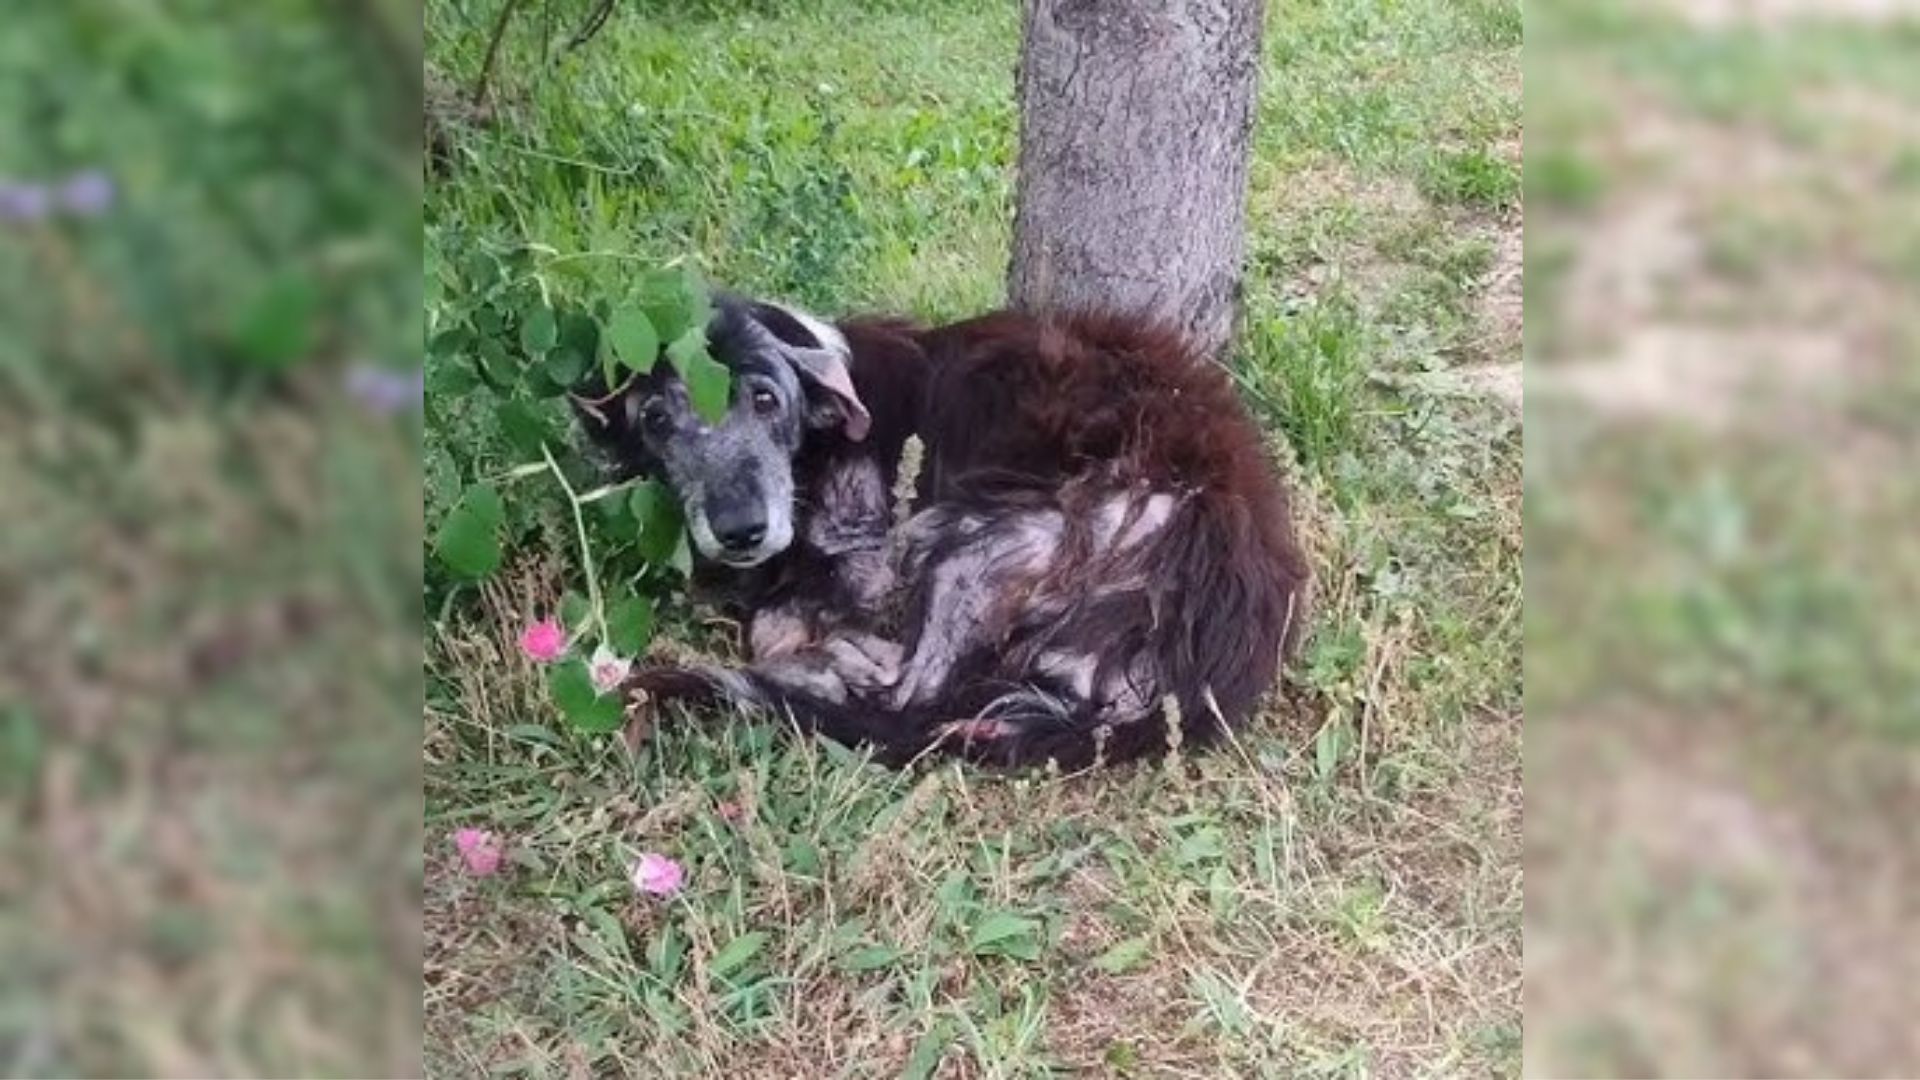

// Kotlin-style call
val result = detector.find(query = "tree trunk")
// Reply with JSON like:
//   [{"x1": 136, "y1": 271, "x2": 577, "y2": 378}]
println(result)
[{"x1": 1009, "y1": 0, "x2": 1264, "y2": 360}]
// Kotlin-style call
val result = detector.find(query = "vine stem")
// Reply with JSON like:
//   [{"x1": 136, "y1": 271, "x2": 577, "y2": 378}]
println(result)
[
  {"x1": 472, "y1": 0, "x2": 528, "y2": 109},
  {"x1": 541, "y1": 441, "x2": 608, "y2": 643},
  {"x1": 481, "y1": 461, "x2": 552, "y2": 484}
]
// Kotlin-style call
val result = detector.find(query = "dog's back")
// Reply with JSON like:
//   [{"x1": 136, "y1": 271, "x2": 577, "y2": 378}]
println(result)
[{"x1": 880, "y1": 311, "x2": 1310, "y2": 766}]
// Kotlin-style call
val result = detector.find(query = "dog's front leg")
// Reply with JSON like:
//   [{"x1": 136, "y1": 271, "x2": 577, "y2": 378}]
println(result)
[
  {"x1": 748, "y1": 605, "x2": 815, "y2": 660},
  {"x1": 887, "y1": 507, "x2": 1064, "y2": 709},
  {"x1": 805, "y1": 457, "x2": 897, "y2": 618}
]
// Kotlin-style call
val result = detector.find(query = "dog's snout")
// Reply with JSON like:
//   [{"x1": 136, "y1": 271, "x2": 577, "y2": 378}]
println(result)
[
  {"x1": 678, "y1": 427, "x2": 792, "y2": 565},
  {"x1": 710, "y1": 504, "x2": 769, "y2": 554}
]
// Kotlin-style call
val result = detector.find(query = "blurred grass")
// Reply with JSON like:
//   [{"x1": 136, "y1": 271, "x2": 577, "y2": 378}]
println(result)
[
  {"x1": 1526, "y1": 0, "x2": 1920, "y2": 1074},
  {"x1": 0, "y1": 3, "x2": 422, "y2": 1077},
  {"x1": 425, "y1": 0, "x2": 1521, "y2": 1075}
]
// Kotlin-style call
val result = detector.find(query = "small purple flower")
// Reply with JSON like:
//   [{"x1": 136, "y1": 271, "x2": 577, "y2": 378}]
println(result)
[
  {"x1": 58, "y1": 170, "x2": 115, "y2": 216},
  {"x1": 0, "y1": 182, "x2": 51, "y2": 224},
  {"x1": 345, "y1": 364, "x2": 423, "y2": 415}
]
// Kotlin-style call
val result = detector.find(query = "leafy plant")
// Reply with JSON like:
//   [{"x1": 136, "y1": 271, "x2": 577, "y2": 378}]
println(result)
[{"x1": 426, "y1": 248, "x2": 726, "y2": 730}]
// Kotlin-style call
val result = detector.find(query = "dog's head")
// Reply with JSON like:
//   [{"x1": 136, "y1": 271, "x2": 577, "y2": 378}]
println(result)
[{"x1": 572, "y1": 293, "x2": 870, "y2": 568}]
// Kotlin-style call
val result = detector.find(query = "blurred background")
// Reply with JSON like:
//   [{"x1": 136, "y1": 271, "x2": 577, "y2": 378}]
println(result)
[
  {"x1": 1527, "y1": 0, "x2": 1920, "y2": 1076},
  {"x1": 0, "y1": 2, "x2": 422, "y2": 1077}
]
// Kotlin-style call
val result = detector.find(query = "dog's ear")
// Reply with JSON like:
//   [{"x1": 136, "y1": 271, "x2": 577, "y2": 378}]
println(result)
[
  {"x1": 568, "y1": 366, "x2": 656, "y2": 478},
  {"x1": 749, "y1": 301, "x2": 872, "y2": 442}
]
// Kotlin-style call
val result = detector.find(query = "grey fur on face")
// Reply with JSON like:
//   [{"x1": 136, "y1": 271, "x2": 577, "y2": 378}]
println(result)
[
  {"x1": 585, "y1": 297, "x2": 870, "y2": 568},
  {"x1": 652, "y1": 381, "x2": 800, "y2": 567}
]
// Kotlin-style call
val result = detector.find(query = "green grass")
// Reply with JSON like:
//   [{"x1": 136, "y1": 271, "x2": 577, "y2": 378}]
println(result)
[
  {"x1": 1418, "y1": 146, "x2": 1522, "y2": 211},
  {"x1": 425, "y1": 0, "x2": 1521, "y2": 1075},
  {"x1": 1525, "y1": 146, "x2": 1609, "y2": 210},
  {"x1": 1527, "y1": 415, "x2": 1920, "y2": 736}
]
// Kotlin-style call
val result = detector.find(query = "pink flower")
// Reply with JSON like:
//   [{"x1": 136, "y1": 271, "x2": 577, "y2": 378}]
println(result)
[
  {"x1": 716, "y1": 800, "x2": 744, "y2": 823},
  {"x1": 589, "y1": 643, "x2": 632, "y2": 694},
  {"x1": 454, "y1": 828, "x2": 504, "y2": 877},
  {"x1": 519, "y1": 617, "x2": 567, "y2": 662},
  {"x1": 630, "y1": 852, "x2": 685, "y2": 896}
]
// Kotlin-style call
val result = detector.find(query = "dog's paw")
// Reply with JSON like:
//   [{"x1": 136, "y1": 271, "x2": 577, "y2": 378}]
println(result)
[{"x1": 822, "y1": 632, "x2": 903, "y2": 692}]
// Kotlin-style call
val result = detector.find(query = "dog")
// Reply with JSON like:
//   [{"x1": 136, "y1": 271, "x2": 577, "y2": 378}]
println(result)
[{"x1": 572, "y1": 292, "x2": 1309, "y2": 769}]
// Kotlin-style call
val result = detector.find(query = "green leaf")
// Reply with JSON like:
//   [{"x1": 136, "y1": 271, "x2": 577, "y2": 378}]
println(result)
[
  {"x1": 668, "y1": 532, "x2": 694, "y2": 577},
  {"x1": 708, "y1": 932, "x2": 768, "y2": 981},
  {"x1": 434, "y1": 483, "x2": 503, "y2": 579},
  {"x1": 559, "y1": 310, "x2": 600, "y2": 352},
  {"x1": 646, "y1": 516, "x2": 690, "y2": 569},
  {"x1": 459, "y1": 250, "x2": 500, "y2": 291},
  {"x1": 495, "y1": 399, "x2": 553, "y2": 458},
  {"x1": 501, "y1": 249, "x2": 536, "y2": 279},
  {"x1": 1315, "y1": 719, "x2": 1347, "y2": 779},
  {"x1": 594, "y1": 488, "x2": 638, "y2": 535},
  {"x1": 560, "y1": 591, "x2": 591, "y2": 631},
  {"x1": 719, "y1": 981, "x2": 776, "y2": 1023},
  {"x1": 629, "y1": 480, "x2": 666, "y2": 535},
  {"x1": 428, "y1": 327, "x2": 471, "y2": 358},
  {"x1": 1174, "y1": 826, "x2": 1225, "y2": 867},
  {"x1": 783, "y1": 838, "x2": 821, "y2": 876},
  {"x1": 472, "y1": 305, "x2": 505, "y2": 337},
  {"x1": 575, "y1": 696, "x2": 626, "y2": 733},
  {"x1": 830, "y1": 918, "x2": 870, "y2": 950},
  {"x1": 649, "y1": 925, "x2": 687, "y2": 983},
  {"x1": 1208, "y1": 864, "x2": 1238, "y2": 923},
  {"x1": 968, "y1": 912, "x2": 1041, "y2": 959},
  {"x1": 1093, "y1": 936, "x2": 1151, "y2": 975},
  {"x1": 582, "y1": 906, "x2": 630, "y2": 963},
  {"x1": 998, "y1": 934, "x2": 1045, "y2": 963},
  {"x1": 519, "y1": 304, "x2": 557, "y2": 354},
  {"x1": 545, "y1": 344, "x2": 589, "y2": 386},
  {"x1": 503, "y1": 723, "x2": 567, "y2": 749},
  {"x1": 664, "y1": 317, "x2": 730, "y2": 420},
  {"x1": 642, "y1": 988, "x2": 688, "y2": 1036},
  {"x1": 523, "y1": 362, "x2": 568, "y2": 399},
  {"x1": 839, "y1": 944, "x2": 904, "y2": 973},
  {"x1": 233, "y1": 273, "x2": 317, "y2": 370},
  {"x1": 969, "y1": 911, "x2": 1037, "y2": 947},
  {"x1": 548, "y1": 657, "x2": 597, "y2": 713},
  {"x1": 428, "y1": 359, "x2": 478, "y2": 397},
  {"x1": 637, "y1": 267, "x2": 707, "y2": 345},
  {"x1": 933, "y1": 869, "x2": 973, "y2": 915},
  {"x1": 631, "y1": 481, "x2": 687, "y2": 565},
  {"x1": 548, "y1": 310, "x2": 599, "y2": 389},
  {"x1": 606, "y1": 307, "x2": 659, "y2": 384},
  {"x1": 475, "y1": 337, "x2": 515, "y2": 387},
  {"x1": 549, "y1": 659, "x2": 623, "y2": 732},
  {"x1": 902, "y1": 1019, "x2": 952, "y2": 1080},
  {"x1": 665, "y1": 326, "x2": 706, "y2": 371},
  {"x1": 686, "y1": 350, "x2": 731, "y2": 424},
  {"x1": 607, "y1": 596, "x2": 654, "y2": 655}
]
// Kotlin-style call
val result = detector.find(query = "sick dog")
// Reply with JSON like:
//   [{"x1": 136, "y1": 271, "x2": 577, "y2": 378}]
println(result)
[{"x1": 572, "y1": 293, "x2": 1309, "y2": 769}]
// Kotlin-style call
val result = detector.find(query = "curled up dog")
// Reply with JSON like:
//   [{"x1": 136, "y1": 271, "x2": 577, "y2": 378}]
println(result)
[{"x1": 571, "y1": 292, "x2": 1310, "y2": 770}]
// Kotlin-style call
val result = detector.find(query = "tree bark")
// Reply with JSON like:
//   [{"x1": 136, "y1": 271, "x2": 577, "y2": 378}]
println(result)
[{"x1": 1009, "y1": 0, "x2": 1264, "y2": 360}]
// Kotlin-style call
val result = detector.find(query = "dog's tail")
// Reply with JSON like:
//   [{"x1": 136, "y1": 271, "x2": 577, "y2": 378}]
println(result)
[{"x1": 624, "y1": 663, "x2": 1148, "y2": 770}]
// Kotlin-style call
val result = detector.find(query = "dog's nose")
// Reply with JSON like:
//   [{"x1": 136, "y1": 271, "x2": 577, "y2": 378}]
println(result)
[
  {"x1": 718, "y1": 523, "x2": 766, "y2": 552},
  {"x1": 711, "y1": 510, "x2": 768, "y2": 554}
]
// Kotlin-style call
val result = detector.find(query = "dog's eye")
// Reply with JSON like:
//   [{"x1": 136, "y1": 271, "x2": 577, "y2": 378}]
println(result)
[
  {"x1": 641, "y1": 404, "x2": 673, "y2": 437},
  {"x1": 750, "y1": 387, "x2": 779, "y2": 416}
]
